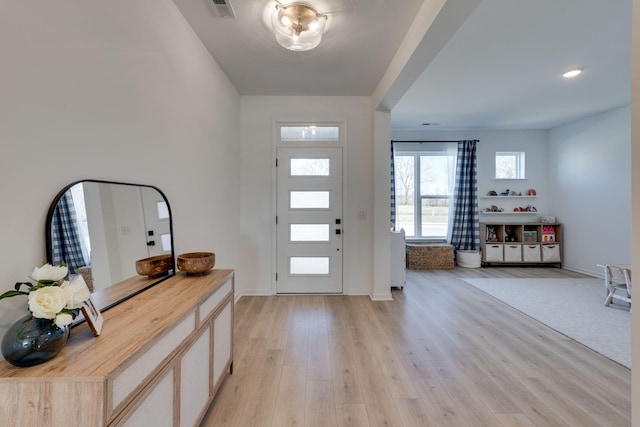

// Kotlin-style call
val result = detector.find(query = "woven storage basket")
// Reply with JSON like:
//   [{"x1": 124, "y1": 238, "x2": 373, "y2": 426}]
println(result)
[{"x1": 406, "y1": 244, "x2": 454, "y2": 270}]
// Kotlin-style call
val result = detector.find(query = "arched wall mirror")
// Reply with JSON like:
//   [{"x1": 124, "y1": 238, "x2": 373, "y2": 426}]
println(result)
[{"x1": 45, "y1": 180, "x2": 175, "y2": 313}]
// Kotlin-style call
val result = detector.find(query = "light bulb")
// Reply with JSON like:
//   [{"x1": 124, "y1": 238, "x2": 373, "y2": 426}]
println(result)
[{"x1": 563, "y1": 69, "x2": 582, "y2": 78}]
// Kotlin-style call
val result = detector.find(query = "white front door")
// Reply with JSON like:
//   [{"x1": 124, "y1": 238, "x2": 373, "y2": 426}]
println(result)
[
  {"x1": 140, "y1": 187, "x2": 172, "y2": 257},
  {"x1": 276, "y1": 147, "x2": 343, "y2": 293}
]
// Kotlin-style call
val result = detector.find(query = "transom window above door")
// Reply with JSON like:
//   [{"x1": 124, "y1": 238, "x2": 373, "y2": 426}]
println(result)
[{"x1": 280, "y1": 125, "x2": 339, "y2": 142}]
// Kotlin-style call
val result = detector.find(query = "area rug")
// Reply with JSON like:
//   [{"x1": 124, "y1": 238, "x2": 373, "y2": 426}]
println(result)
[{"x1": 462, "y1": 277, "x2": 631, "y2": 368}]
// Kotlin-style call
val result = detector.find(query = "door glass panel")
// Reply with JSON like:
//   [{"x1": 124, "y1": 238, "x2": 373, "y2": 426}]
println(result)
[
  {"x1": 291, "y1": 158, "x2": 330, "y2": 176},
  {"x1": 290, "y1": 224, "x2": 330, "y2": 242},
  {"x1": 290, "y1": 257, "x2": 330, "y2": 275},
  {"x1": 290, "y1": 191, "x2": 330, "y2": 209},
  {"x1": 160, "y1": 234, "x2": 172, "y2": 252},
  {"x1": 156, "y1": 201, "x2": 169, "y2": 219}
]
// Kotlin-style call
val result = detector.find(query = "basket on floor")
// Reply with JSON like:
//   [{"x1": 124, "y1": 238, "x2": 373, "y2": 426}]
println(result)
[{"x1": 406, "y1": 244, "x2": 454, "y2": 270}]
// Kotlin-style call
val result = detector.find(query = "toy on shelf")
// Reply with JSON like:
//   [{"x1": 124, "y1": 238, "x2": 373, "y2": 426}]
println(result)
[
  {"x1": 513, "y1": 205, "x2": 537, "y2": 212},
  {"x1": 505, "y1": 226, "x2": 517, "y2": 242},
  {"x1": 542, "y1": 225, "x2": 556, "y2": 242},
  {"x1": 486, "y1": 226, "x2": 498, "y2": 242}
]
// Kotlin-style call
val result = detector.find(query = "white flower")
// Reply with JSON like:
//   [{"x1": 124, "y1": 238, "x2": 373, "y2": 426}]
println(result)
[
  {"x1": 61, "y1": 278, "x2": 90, "y2": 309},
  {"x1": 54, "y1": 313, "x2": 74, "y2": 329},
  {"x1": 30, "y1": 264, "x2": 68, "y2": 282},
  {"x1": 28, "y1": 286, "x2": 66, "y2": 319}
]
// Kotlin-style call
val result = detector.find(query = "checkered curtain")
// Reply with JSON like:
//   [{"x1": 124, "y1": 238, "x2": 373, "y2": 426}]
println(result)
[
  {"x1": 51, "y1": 191, "x2": 86, "y2": 273},
  {"x1": 390, "y1": 141, "x2": 397, "y2": 230},
  {"x1": 449, "y1": 140, "x2": 480, "y2": 250}
]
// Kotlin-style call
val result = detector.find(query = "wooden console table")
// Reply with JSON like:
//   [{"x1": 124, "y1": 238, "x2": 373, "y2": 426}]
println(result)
[{"x1": 0, "y1": 269, "x2": 234, "y2": 427}]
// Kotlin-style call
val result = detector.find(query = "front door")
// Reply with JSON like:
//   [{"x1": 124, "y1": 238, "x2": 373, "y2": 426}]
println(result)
[
  {"x1": 141, "y1": 187, "x2": 172, "y2": 257},
  {"x1": 276, "y1": 147, "x2": 343, "y2": 293}
]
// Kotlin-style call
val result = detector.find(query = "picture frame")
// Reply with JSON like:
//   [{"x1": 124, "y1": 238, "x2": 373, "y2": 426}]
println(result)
[{"x1": 81, "y1": 295, "x2": 104, "y2": 336}]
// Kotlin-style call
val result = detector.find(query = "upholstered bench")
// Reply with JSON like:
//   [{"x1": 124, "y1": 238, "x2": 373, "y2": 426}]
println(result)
[{"x1": 406, "y1": 243, "x2": 454, "y2": 270}]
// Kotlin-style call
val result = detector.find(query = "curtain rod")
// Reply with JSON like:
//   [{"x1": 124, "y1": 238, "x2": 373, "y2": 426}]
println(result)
[{"x1": 391, "y1": 140, "x2": 462, "y2": 143}]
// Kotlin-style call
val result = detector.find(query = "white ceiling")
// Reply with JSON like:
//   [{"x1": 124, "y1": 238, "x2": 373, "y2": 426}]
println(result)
[{"x1": 173, "y1": 0, "x2": 632, "y2": 130}]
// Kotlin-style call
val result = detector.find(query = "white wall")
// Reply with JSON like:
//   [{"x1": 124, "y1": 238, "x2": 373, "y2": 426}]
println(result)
[
  {"x1": 372, "y1": 111, "x2": 393, "y2": 300},
  {"x1": 0, "y1": 0, "x2": 240, "y2": 350},
  {"x1": 391, "y1": 129, "x2": 550, "y2": 218},
  {"x1": 549, "y1": 106, "x2": 631, "y2": 276},
  {"x1": 630, "y1": 0, "x2": 639, "y2": 417},
  {"x1": 239, "y1": 96, "x2": 374, "y2": 296}
]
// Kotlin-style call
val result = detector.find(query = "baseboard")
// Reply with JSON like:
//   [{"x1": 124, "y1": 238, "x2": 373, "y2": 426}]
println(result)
[
  {"x1": 234, "y1": 289, "x2": 272, "y2": 303},
  {"x1": 562, "y1": 264, "x2": 603, "y2": 279},
  {"x1": 234, "y1": 289, "x2": 387, "y2": 301},
  {"x1": 370, "y1": 292, "x2": 393, "y2": 301},
  {"x1": 344, "y1": 289, "x2": 370, "y2": 296}
]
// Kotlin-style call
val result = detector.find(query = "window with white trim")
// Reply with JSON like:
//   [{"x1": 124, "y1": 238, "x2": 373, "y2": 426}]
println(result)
[
  {"x1": 495, "y1": 151, "x2": 525, "y2": 179},
  {"x1": 394, "y1": 143, "x2": 456, "y2": 240}
]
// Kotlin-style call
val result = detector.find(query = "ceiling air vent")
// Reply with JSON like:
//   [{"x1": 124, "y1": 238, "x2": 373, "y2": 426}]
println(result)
[{"x1": 211, "y1": 0, "x2": 236, "y2": 19}]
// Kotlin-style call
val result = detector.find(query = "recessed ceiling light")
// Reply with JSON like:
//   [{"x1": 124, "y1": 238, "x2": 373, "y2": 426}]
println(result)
[{"x1": 563, "y1": 69, "x2": 583, "y2": 78}]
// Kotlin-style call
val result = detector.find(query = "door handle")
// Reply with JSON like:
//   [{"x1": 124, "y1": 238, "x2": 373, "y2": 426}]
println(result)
[{"x1": 147, "y1": 240, "x2": 156, "y2": 246}]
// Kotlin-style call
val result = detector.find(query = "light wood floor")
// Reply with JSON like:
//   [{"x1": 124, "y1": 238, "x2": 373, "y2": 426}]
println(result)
[{"x1": 200, "y1": 268, "x2": 631, "y2": 426}]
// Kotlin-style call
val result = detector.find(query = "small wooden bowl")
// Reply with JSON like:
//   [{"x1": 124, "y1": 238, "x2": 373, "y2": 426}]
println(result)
[
  {"x1": 135, "y1": 255, "x2": 173, "y2": 278},
  {"x1": 177, "y1": 252, "x2": 215, "y2": 276}
]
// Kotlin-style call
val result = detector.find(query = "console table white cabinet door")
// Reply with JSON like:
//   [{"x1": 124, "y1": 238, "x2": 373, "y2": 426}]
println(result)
[
  {"x1": 180, "y1": 326, "x2": 212, "y2": 427},
  {"x1": 121, "y1": 369, "x2": 175, "y2": 427},
  {"x1": 213, "y1": 300, "x2": 233, "y2": 390}
]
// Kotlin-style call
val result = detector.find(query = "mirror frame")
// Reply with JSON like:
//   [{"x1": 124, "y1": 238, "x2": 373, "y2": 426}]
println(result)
[{"x1": 45, "y1": 179, "x2": 175, "y2": 313}]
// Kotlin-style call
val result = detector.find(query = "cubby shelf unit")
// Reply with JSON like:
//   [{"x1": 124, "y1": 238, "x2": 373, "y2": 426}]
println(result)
[{"x1": 480, "y1": 222, "x2": 562, "y2": 267}]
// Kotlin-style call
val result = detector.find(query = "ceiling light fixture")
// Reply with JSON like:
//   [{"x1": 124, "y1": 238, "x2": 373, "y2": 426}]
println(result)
[
  {"x1": 271, "y1": 2, "x2": 327, "y2": 51},
  {"x1": 562, "y1": 68, "x2": 583, "y2": 78}
]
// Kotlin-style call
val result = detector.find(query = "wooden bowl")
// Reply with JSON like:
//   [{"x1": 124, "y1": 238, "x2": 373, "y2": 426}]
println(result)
[
  {"x1": 135, "y1": 255, "x2": 173, "y2": 278},
  {"x1": 177, "y1": 252, "x2": 215, "y2": 275}
]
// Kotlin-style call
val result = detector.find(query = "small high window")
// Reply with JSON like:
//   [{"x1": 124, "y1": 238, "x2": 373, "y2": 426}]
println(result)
[{"x1": 496, "y1": 152, "x2": 525, "y2": 179}]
